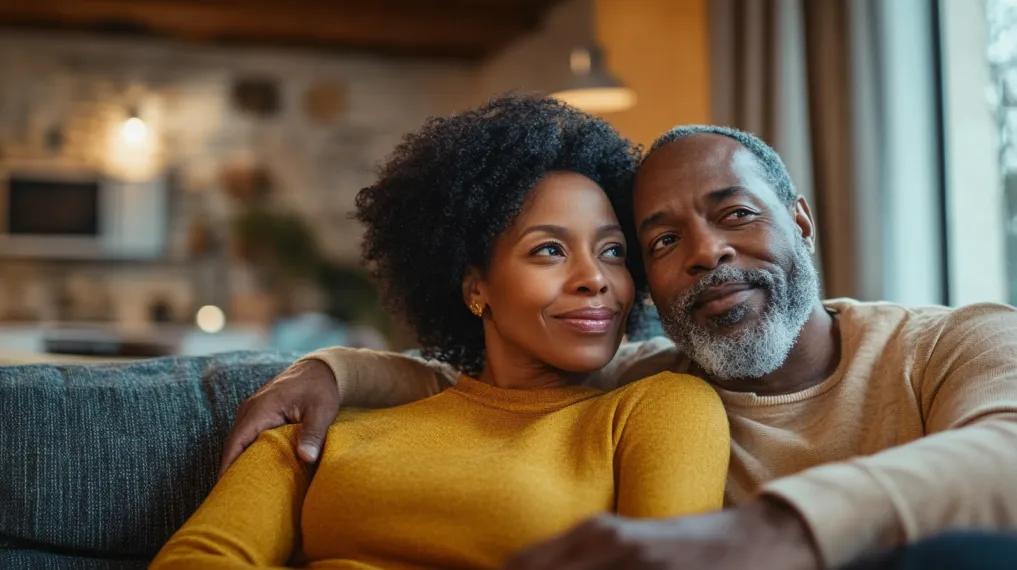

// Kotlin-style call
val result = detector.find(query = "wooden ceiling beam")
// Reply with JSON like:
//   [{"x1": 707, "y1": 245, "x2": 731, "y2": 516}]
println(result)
[{"x1": 0, "y1": 0, "x2": 559, "y2": 57}]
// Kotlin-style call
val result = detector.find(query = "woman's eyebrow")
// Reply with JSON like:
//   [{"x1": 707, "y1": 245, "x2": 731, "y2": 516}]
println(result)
[
  {"x1": 519, "y1": 224, "x2": 569, "y2": 239},
  {"x1": 519, "y1": 224, "x2": 622, "y2": 239},
  {"x1": 596, "y1": 224, "x2": 624, "y2": 237}
]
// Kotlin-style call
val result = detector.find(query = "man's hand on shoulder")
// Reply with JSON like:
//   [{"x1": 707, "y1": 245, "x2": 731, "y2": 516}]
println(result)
[
  {"x1": 218, "y1": 358, "x2": 341, "y2": 478},
  {"x1": 503, "y1": 497, "x2": 821, "y2": 570}
]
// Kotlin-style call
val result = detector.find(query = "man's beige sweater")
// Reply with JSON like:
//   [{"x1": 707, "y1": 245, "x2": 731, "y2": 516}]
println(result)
[{"x1": 306, "y1": 299, "x2": 1017, "y2": 568}]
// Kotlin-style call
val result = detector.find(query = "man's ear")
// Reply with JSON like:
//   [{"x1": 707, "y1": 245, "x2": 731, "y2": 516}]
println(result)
[
  {"x1": 462, "y1": 266, "x2": 488, "y2": 316},
  {"x1": 792, "y1": 196, "x2": 817, "y2": 254}
]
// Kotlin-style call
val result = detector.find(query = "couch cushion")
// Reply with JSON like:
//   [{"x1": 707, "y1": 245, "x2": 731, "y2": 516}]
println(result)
[
  {"x1": 0, "y1": 547, "x2": 147, "y2": 570},
  {"x1": 0, "y1": 351, "x2": 297, "y2": 559}
]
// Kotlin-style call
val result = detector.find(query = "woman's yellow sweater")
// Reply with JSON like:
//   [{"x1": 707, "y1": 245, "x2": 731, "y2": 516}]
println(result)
[{"x1": 151, "y1": 372, "x2": 729, "y2": 569}]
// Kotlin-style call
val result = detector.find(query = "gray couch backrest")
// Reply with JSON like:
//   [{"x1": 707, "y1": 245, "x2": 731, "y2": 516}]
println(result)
[{"x1": 0, "y1": 351, "x2": 296, "y2": 564}]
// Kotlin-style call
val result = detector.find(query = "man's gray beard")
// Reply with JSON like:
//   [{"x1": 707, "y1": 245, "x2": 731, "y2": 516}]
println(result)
[{"x1": 658, "y1": 240, "x2": 819, "y2": 382}]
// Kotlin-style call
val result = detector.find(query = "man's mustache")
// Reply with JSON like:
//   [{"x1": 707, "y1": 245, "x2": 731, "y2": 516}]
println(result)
[{"x1": 675, "y1": 266, "x2": 775, "y2": 314}]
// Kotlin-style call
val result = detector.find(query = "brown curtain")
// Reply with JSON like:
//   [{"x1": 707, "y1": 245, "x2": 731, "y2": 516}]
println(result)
[{"x1": 708, "y1": 0, "x2": 882, "y2": 300}]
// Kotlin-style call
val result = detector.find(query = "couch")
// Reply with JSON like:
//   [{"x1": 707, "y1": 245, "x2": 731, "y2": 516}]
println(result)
[{"x1": 0, "y1": 351, "x2": 297, "y2": 569}]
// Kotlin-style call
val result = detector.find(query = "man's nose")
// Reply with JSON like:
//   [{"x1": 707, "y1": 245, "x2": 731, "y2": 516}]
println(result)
[{"x1": 684, "y1": 227, "x2": 735, "y2": 276}]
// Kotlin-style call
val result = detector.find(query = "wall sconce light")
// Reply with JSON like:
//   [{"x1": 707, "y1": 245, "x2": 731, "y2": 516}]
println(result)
[
  {"x1": 119, "y1": 107, "x2": 149, "y2": 147},
  {"x1": 107, "y1": 104, "x2": 160, "y2": 181},
  {"x1": 551, "y1": 45, "x2": 636, "y2": 114}
]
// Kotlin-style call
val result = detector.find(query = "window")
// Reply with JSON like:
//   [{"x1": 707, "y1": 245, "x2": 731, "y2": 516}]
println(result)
[
  {"x1": 937, "y1": 0, "x2": 1008, "y2": 305},
  {"x1": 988, "y1": 0, "x2": 1017, "y2": 306}
]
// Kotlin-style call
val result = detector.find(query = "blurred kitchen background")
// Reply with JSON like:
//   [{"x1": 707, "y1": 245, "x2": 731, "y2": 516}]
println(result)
[{"x1": 0, "y1": 0, "x2": 1013, "y2": 360}]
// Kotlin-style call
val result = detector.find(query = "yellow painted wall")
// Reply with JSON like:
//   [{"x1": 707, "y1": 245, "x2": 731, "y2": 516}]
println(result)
[{"x1": 594, "y1": 0, "x2": 711, "y2": 148}]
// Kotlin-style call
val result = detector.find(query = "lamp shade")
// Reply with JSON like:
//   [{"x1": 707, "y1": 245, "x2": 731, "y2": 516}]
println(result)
[{"x1": 551, "y1": 46, "x2": 636, "y2": 113}]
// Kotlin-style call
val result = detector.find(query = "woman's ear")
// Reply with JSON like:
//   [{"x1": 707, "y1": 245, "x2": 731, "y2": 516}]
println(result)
[{"x1": 462, "y1": 267, "x2": 488, "y2": 318}]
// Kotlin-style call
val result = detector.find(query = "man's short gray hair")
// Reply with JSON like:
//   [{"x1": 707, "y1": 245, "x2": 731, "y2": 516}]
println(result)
[{"x1": 647, "y1": 125, "x2": 797, "y2": 205}]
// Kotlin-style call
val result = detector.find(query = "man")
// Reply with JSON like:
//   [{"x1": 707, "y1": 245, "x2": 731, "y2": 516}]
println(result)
[{"x1": 219, "y1": 126, "x2": 1017, "y2": 569}]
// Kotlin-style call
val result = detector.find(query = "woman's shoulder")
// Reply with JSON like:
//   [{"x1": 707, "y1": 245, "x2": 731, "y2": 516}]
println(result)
[
  {"x1": 606, "y1": 374, "x2": 728, "y2": 449},
  {"x1": 232, "y1": 424, "x2": 305, "y2": 471},
  {"x1": 613, "y1": 371, "x2": 720, "y2": 405},
  {"x1": 605, "y1": 372, "x2": 725, "y2": 430},
  {"x1": 247, "y1": 424, "x2": 310, "y2": 458},
  {"x1": 324, "y1": 390, "x2": 456, "y2": 435}
]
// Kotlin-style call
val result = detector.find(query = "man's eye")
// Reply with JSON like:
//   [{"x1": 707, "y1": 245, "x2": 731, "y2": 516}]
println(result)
[
  {"x1": 532, "y1": 243, "x2": 565, "y2": 257},
  {"x1": 726, "y1": 208, "x2": 757, "y2": 221},
  {"x1": 649, "y1": 234, "x2": 677, "y2": 253}
]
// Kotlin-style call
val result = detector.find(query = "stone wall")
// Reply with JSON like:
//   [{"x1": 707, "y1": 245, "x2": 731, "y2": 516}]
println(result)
[
  {"x1": 0, "y1": 0, "x2": 642, "y2": 330},
  {"x1": 0, "y1": 30, "x2": 476, "y2": 326}
]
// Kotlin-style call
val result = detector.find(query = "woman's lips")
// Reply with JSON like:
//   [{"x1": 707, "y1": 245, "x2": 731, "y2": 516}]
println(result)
[{"x1": 554, "y1": 307, "x2": 618, "y2": 334}]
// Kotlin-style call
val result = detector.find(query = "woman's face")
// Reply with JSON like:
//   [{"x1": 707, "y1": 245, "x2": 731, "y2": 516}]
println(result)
[{"x1": 468, "y1": 171, "x2": 635, "y2": 376}]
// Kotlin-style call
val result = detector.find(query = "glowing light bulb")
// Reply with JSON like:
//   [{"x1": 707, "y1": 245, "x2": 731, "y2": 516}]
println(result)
[
  {"x1": 120, "y1": 117, "x2": 149, "y2": 146},
  {"x1": 195, "y1": 305, "x2": 226, "y2": 333}
]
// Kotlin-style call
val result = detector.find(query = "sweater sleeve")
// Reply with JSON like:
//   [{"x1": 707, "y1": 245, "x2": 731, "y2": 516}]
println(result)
[
  {"x1": 300, "y1": 338, "x2": 680, "y2": 408},
  {"x1": 613, "y1": 372, "x2": 730, "y2": 518},
  {"x1": 763, "y1": 303, "x2": 1017, "y2": 568},
  {"x1": 151, "y1": 426, "x2": 311, "y2": 569},
  {"x1": 299, "y1": 346, "x2": 457, "y2": 408}
]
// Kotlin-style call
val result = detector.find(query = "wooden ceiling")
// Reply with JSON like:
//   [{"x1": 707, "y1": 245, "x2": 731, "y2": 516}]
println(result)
[{"x1": 0, "y1": 0, "x2": 563, "y2": 58}]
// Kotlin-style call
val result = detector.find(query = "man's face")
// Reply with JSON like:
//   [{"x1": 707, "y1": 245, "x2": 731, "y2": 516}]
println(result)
[{"x1": 633, "y1": 134, "x2": 819, "y2": 381}]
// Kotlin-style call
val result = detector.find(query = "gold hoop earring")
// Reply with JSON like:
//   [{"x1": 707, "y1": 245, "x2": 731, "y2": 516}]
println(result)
[{"x1": 469, "y1": 302, "x2": 484, "y2": 317}]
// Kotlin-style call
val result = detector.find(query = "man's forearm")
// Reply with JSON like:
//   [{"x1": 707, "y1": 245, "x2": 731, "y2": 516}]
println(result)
[
  {"x1": 300, "y1": 337, "x2": 677, "y2": 407},
  {"x1": 763, "y1": 416, "x2": 1017, "y2": 568},
  {"x1": 299, "y1": 347, "x2": 455, "y2": 407}
]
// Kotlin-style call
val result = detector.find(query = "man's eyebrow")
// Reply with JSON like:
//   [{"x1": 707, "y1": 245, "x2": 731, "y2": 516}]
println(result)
[
  {"x1": 705, "y1": 186, "x2": 747, "y2": 205},
  {"x1": 637, "y1": 186, "x2": 749, "y2": 235},
  {"x1": 637, "y1": 212, "x2": 666, "y2": 235}
]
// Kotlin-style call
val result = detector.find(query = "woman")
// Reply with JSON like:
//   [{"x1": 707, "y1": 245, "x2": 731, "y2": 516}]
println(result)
[{"x1": 152, "y1": 96, "x2": 729, "y2": 569}]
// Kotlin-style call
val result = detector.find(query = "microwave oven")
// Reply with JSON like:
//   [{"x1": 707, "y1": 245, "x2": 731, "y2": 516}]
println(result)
[{"x1": 0, "y1": 164, "x2": 167, "y2": 259}]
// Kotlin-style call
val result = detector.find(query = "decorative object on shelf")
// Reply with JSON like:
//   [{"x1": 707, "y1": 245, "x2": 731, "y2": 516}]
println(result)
[
  {"x1": 231, "y1": 77, "x2": 281, "y2": 118},
  {"x1": 220, "y1": 164, "x2": 273, "y2": 203},
  {"x1": 302, "y1": 80, "x2": 347, "y2": 124},
  {"x1": 231, "y1": 208, "x2": 320, "y2": 282},
  {"x1": 45, "y1": 125, "x2": 64, "y2": 152},
  {"x1": 186, "y1": 215, "x2": 215, "y2": 257},
  {"x1": 230, "y1": 206, "x2": 387, "y2": 336}
]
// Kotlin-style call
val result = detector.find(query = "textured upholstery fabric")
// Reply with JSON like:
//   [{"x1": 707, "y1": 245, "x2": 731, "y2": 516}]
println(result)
[
  {"x1": 0, "y1": 547, "x2": 146, "y2": 569},
  {"x1": 0, "y1": 351, "x2": 296, "y2": 566}
]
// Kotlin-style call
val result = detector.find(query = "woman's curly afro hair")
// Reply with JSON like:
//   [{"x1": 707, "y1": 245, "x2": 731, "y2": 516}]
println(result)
[{"x1": 355, "y1": 94, "x2": 644, "y2": 374}]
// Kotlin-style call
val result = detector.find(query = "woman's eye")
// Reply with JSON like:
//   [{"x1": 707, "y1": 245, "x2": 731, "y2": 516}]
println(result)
[
  {"x1": 532, "y1": 243, "x2": 565, "y2": 257},
  {"x1": 602, "y1": 244, "x2": 626, "y2": 258},
  {"x1": 649, "y1": 234, "x2": 677, "y2": 253}
]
